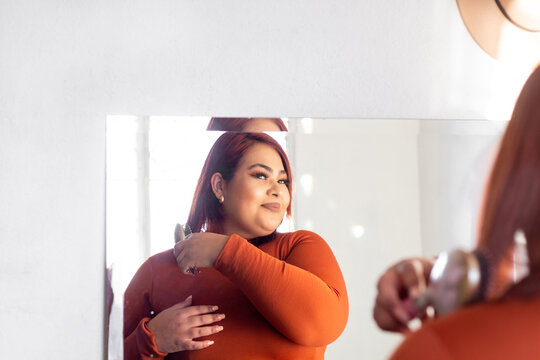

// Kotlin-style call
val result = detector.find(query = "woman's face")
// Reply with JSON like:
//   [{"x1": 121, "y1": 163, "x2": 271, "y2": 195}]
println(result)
[{"x1": 220, "y1": 143, "x2": 290, "y2": 239}]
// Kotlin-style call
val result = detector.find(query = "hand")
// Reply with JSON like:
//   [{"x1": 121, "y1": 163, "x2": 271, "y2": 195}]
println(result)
[
  {"x1": 174, "y1": 232, "x2": 229, "y2": 275},
  {"x1": 147, "y1": 295, "x2": 225, "y2": 353},
  {"x1": 373, "y1": 257, "x2": 434, "y2": 333}
]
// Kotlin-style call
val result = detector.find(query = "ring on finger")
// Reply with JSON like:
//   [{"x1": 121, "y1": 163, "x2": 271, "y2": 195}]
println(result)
[{"x1": 187, "y1": 265, "x2": 201, "y2": 276}]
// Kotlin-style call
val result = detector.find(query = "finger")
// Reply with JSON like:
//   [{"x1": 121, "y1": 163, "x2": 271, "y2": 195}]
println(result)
[
  {"x1": 174, "y1": 245, "x2": 196, "y2": 275},
  {"x1": 410, "y1": 259, "x2": 427, "y2": 295},
  {"x1": 182, "y1": 340, "x2": 215, "y2": 351},
  {"x1": 169, "y1": 295, "x2": 193, "y2": 310},
  {"x1": 187, "y1": 324, "x2": 224, "y2": 339},
  {"x1": 376, "y1": 271, "x2": 403, "y2": 309},
  {"x1": 186, "y1": 312, "x2": 226, "y2": 327},
  {"x1": 375, "y1": 291, "x2": 410, "y2": 325},
  {"x1": 373, "y1": 302, "x2": 409, "y2": 333},
  {"x1": 377, "y1": 267, "x2": 421, "y2": 323},
  {"x1": 174, "y1": 241, "x2": 185, "y2": 257},
  {"x1": 396, "y1": 260, "x2": 426, "y2": 299},
  {"x1": 181, "y1": 305, "x2": 221, "y2": 318},
  {"x1": 176, "y1": 251, "x2": 187, "y2": 271},
  {"x1": 401, "y1": 297, "x2": 419, "y2": 319}
]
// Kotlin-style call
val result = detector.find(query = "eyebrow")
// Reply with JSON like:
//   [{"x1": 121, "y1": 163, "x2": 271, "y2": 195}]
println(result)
[{"x1": 247, "y1": 163, "x2": 287, "y2": 175}]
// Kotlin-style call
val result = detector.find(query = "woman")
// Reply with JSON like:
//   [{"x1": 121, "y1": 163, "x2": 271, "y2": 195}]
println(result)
[
  {"x1": 124, "y1": 132, "x2": 348, "y2": 359},
  {"x1": 388, "y1": 66, "x2": 540, "y2": 359}
]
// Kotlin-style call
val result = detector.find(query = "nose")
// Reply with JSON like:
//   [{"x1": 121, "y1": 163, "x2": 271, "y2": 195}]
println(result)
[{"x1": 268, "y1": 179, "x2": 281, "y2": 197}]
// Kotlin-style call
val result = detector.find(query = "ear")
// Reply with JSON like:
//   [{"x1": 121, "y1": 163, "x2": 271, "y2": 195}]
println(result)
[{"x1": 210, "y1": 172, "x2": 226, "y2": 200}]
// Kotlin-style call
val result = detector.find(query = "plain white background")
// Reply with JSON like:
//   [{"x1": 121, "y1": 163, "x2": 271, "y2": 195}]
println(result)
[{"x1": 0, "y1": 1, "x2": 531, "y2": 358}]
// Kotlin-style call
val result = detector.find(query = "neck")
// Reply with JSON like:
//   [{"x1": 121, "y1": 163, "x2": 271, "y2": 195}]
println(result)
[
  {"x1": 220, "y1": 221, "x2": 276, "y2": 241},
  {"x1": 221, "y1": 222, "x2": 255, "y2": 240}
]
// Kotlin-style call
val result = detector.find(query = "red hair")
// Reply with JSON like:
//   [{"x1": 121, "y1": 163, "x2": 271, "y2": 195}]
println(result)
[
  {"x1": 477, "y1": 66, "x2": 540, "y2": 297},
  {"x1": 207, "y1": 118, "x2": 288, "y2": 132},
  {"x1": 187, "y1": 132, "x2": 293, "y2": 235}
]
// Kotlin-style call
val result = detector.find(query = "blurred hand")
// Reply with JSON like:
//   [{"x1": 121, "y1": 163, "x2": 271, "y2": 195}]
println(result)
[
  {"x1": 174, "y1": 232, "x2": 229, "y2": 275},
  {"x1": 147, "y1": 295, "x2": 225, "y2": 353},
  {"x1": 373, "y1": 257, "x2": 434, "y2": 333}
]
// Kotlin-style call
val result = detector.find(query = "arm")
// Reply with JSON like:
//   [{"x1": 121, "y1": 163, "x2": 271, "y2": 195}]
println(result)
[
  {"x1": 124, "y1": 257, "x2": 224, "y2": 359},
  {"x1": 214, "y1": 230, "x2": 348, "y2": 346},
  {"x1": 124, "y1": 258, "x2": 168, "y2": 360}
]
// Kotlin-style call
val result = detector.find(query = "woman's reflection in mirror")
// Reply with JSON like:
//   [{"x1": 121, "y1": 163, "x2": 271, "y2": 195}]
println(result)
[
  {"x1": 206, "y1": 117, "x2": 287, "y2": 132},
  {"x1": 124, "y1": 132, "x2": 348, "y2": 359}
]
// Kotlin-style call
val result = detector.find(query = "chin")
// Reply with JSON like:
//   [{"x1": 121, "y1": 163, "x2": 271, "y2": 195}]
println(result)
[
  {"x1": 251, "y1": 226, "x2": 277, "y2": 238},
  {"x1": 262, "y1": 225, "x2": 281, "y2": 235}
]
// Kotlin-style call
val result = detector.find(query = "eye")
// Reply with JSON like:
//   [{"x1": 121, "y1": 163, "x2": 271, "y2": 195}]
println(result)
[
  {"x1": 252, "y1": 172, "x2": 268, "y2": 180},
  {"x1": 278, "y1": 179, "x2": 290, "y2": 185}
]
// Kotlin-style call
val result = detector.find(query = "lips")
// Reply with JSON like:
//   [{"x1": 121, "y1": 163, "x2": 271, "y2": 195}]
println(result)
[{"x1": 261, "y1": 203, "x2": 281, "y2": 212}]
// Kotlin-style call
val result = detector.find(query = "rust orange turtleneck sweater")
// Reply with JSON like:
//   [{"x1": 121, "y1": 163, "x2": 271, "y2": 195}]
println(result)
[
  {"x1": 124, "y1": 230, "x2": 349, "y2": 360},
  {"x1": 389, "y1": 295, "x2": 540, "y2": 360}
]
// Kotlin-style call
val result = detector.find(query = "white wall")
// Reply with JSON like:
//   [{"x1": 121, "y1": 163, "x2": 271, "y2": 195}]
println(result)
[
  {"x1": 0, "y1": 1, "x2": 529, "y2": 359},
  {"x1": 417, "y1": 121, "x2": 506, "y2": 256},
  {"x1": 291, "y1": 119, "x2": 424, "y2": 359}
]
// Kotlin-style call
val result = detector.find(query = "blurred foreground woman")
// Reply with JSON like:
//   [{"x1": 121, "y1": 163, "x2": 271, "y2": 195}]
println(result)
[{"x1": 389, "y1": 66, "x2": 540, "y2": 359}]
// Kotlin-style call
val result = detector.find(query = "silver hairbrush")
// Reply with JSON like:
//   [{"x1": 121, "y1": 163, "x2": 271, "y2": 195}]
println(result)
[
  {"x1": 174, "y1": 223, "x2": 192, "y2": 244},
  {"x1": 415, "y1": 249, "x2": 484, "y2": 315}
]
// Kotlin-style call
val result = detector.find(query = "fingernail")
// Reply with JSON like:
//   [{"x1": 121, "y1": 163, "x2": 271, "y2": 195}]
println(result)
[
  {"x1": 212, "y1": 306, "x2": 219, "y2": 311},
  {"x1": 218, "y1": 314, "x2": 225, "y2": 320},
  {"x1": 394, "y1": 307, "x2": 410, "y2": 324},
  {"x1": 186, "y1": 295, "x2": 192, "y2": 302},
  {"x1": 402, "y1": 298, "x2": 418, "y2": 318},
  {"x1": 215, "y1": 326, "x2": 224, "y2": 331},
  {"x1": 207, "y1": 340, "x2": 214, "y2": 345}
]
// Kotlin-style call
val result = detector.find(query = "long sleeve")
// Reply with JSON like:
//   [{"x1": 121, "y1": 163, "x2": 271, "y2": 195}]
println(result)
[
  {"x1": 124, "y1": 258, "x2": 168, "y2": 360},
  {"x1": 214, "y1": 230, "x2": 348, "y2": 347},
  {"x1": 389, "y1": 296, "x2": 540, "y2": 360},
  {"x1": 389, "y1": 329, "x2": 454, "y2": 360}
]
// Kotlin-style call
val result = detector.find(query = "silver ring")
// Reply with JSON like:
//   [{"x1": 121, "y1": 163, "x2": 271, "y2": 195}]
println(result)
[{"x1": 187, "y1": 266, "x2": 201, "y2": 276}]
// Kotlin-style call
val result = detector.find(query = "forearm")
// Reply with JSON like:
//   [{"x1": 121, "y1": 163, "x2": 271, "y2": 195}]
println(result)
[
  {"x1": 123, "y1": 258, "x2": 167, "y2": 360},
  {"x1": 215, "y1": 233, "x2": 348, "y2": 346},
  {"x1": 124, "y1": 318, "x2": 168, "y2": 360}
]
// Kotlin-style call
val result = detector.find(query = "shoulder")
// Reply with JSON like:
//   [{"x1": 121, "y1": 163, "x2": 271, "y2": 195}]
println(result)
[
  {"x1": 277, "y1": 230, "x2": 326, "y2": 242},
  {"x1": 392, "y1": 297, "x2": 540, "y2": 359},
  {"x1": 269, "y1": 230, "x2": 331, "y2": 257},
  {"x1": 139, "y1": 248, "x2": 176, "y2": 273},
  {"x1": 390, "y1": 324, "x2": 453, "y2": 360},
  {"x1": 391, "y1": 305, "x2": 490, "y2": 359},
  {"x1": 424, "y1": 297, "x2": 540, "y2": 334},
  {"x1": 273, "y1": 230, "x2": 328, "y2": 247}
]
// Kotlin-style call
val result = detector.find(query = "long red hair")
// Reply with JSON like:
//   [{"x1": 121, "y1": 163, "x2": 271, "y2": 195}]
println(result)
[
  {"x1": 186, "y1": 132, "x2": 293, "y2": 235},
  {"x1": 207, "y1": 117, "x2": 288, "y2": 131},
  {"x1": 477, "y1": 66, "x2": 540, "y2": 297}
]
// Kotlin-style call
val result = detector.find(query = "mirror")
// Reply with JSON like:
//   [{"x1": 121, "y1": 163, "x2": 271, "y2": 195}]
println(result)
[{"x1": 106, "y1": 117, "x2": 506, "y2": 359}]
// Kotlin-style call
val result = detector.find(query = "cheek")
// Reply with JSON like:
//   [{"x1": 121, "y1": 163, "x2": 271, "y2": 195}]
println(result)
[
  {"x1": 237, "y1": 190, "x2": 265, "y2": 213},
  {"x1": 283, "y1": 190, "x2": 291, "y2": 207},
  {"x1": 229, "y1": 182, "x2": 264, "y2": 213},
  {"x1": 279, "y1": 189, "x2": 291, "y2": 214}
]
